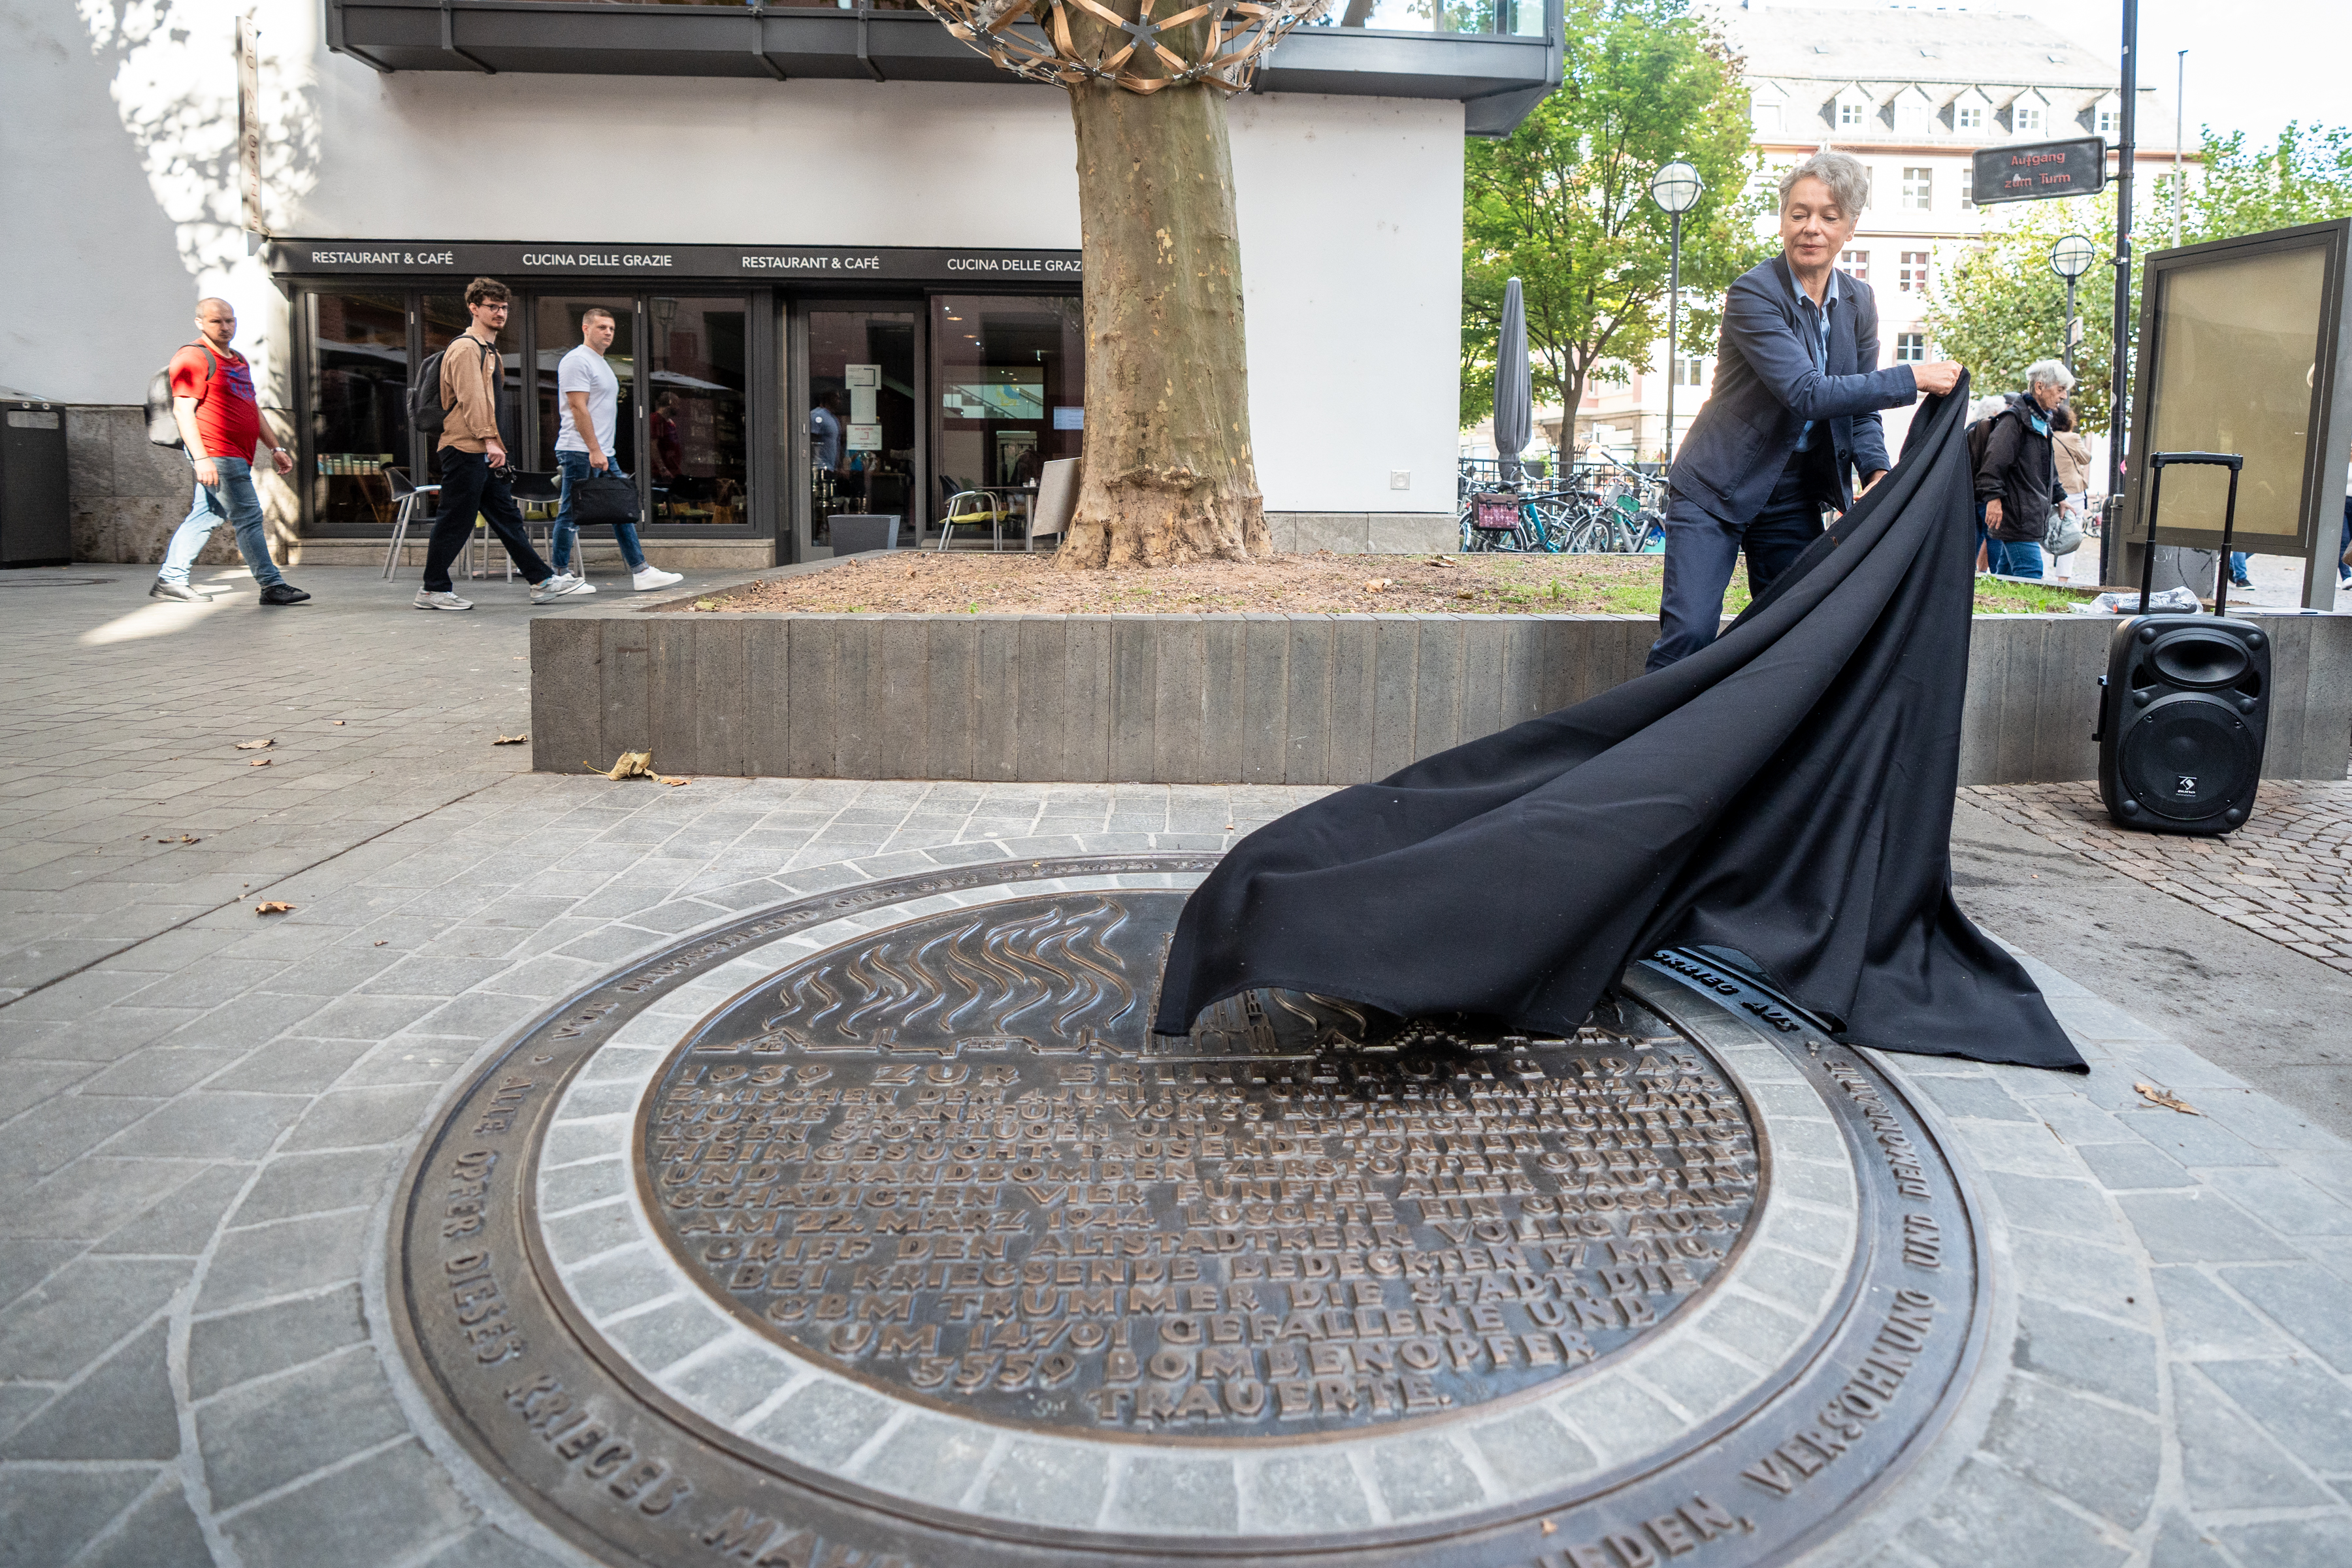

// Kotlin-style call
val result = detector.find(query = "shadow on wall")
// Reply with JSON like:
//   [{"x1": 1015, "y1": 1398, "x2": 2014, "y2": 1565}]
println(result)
[{"x1": 44, "y1": 1, "x2": 323, "y2": 564}]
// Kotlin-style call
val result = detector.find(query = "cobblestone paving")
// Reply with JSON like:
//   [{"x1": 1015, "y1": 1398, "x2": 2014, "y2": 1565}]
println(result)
[
  {"x1": 1, "y1": 570, "x2": 2348, "y2": 1567},
  {"x1": 1967, "y1": 781, "x2": 2352, "y2": 977}
]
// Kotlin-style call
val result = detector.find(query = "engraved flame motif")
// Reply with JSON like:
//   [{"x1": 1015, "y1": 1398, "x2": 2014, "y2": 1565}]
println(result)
[{"x1": 762, "y1": 898, "x2": 1139, "y2": 1051}]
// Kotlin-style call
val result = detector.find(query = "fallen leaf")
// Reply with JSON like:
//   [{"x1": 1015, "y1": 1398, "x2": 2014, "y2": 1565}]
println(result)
[
  {"x1": 2134, "y1": 1081, "x2": 2202, "y2": 1116},
  {"x1": 332, "y1": 719, "x2": 346, "y2": 725},
  {"x1": 248, "y1": 757, "x2": 272, "y2": 768},
  {"x1": 234, "y1": 738, "x2": 274, "y2": 750},
  {"x1": 253, "y1": 901, "x2": 293, "y2": 915},
  {"x1": 1364, "y1": 578, "x2": 1392, "y2": 593},
  {"x1": 657, "y1": 774, "x2": 691, "y2": 787},
  {"x1": 694, "y1": 598, "x2": 719, "y2": 612},
  {"x1": 1430, "y1": 556, "x2": 1457, "y2": 568},
  {"x1": 593, "y1": 751, "x2": 656, "y2": 781},
  {"x1": 1541, "y1": 1520, "x2": 1557, "y2": 1536},
  {"x1": 373, "y1": 939, "x2": 387, "y2": 946},
  {"x1": 494, "y1": 734, "x2": 528, "y2": 745}
]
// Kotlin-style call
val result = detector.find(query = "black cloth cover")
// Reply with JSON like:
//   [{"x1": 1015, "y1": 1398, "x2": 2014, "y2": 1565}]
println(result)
[{"x1": 1154, "y1": 379, "x2": 2084, "y2": 1071}]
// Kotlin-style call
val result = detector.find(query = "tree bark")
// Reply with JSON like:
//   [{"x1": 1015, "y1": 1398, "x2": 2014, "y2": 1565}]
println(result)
[{"x1": 1059, "y1": 78, "x2": 1269, "y2": 569}]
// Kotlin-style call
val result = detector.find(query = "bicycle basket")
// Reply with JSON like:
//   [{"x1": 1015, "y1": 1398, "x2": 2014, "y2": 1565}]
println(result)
[{"x1": 1470, "y1": 493, "x2": 1521, "y2": 531}]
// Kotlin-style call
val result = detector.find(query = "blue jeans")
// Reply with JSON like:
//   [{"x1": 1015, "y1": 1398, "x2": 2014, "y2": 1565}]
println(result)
[
  {"x1": 1646, "y1": 455, "x2": 1826, "y2": 671},
  {"x1": 160, "y1": 456, "x2": 284, "y2": 587},
  {"x1": 2230, "y1": 551, "x2": 2252, "y2": 585},
  {"x1": 553, "y1": 451, "x2": 646, "y2": 573},
  {"x1": 1988, "y1": 538, "x2": 2044, "y2": 578}
]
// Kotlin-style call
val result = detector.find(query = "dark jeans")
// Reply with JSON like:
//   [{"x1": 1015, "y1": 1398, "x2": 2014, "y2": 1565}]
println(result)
[
  {"x1": 1646, "y1": 453, "x2": 1827, "y2": 672},
  {"x1": 423, "y1": 449, "x2": 553, "y2": 593},
  {"x1": 553, "y1": 452, "x2": 646, "y2": 572}
]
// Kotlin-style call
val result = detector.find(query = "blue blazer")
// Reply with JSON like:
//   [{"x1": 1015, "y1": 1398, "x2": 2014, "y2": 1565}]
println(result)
[{"x1": 1667, "y1": 253, "x2": 1917, "y2": 522}]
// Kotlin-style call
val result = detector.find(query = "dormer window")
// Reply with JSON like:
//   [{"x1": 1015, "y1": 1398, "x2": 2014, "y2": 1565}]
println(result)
[
  {"x1": 1839, "y1": 100, "x2": 1868, "y2": 128},
  {"x1": 2097, "y1": 106, "x2": 2120, "y2": 136},
  {"x1": 1957, "y1": 105, "x2": 1985, "y2": 131},
  {"x1": 2014, "y1": 103, "x2": 2044, "y2": 133}
]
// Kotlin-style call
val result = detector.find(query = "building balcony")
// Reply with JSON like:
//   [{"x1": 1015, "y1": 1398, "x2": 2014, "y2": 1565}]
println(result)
[{"x1": 325, "y1": 0, "x2": 1565, "y2": 135}]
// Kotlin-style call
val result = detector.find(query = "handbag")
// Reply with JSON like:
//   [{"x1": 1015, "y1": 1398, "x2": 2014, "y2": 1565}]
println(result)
[
  {"x1": 574, "y1": 471, "x2": 640, "y2": 527},
  {"x1": 2044, "y1": 505, "x2": 2084, "y2": 559}
]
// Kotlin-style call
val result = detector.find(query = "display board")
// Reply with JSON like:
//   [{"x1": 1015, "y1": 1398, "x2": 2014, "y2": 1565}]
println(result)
[{"x1": 2124, "y1": 220, "x2": 2351, "y2": 603}]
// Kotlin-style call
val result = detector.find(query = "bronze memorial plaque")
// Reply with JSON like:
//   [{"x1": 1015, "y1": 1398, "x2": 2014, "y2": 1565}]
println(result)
[{"x1": 391, "y1": 855, "x2": 1989, "y2": 1568}]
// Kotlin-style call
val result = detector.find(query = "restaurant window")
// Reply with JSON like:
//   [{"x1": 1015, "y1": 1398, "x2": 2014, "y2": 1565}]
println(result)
[
  {"x1": 1899, "y1": 252, "x2": 1931, "y2": 293},
  {"x1": 1839, "y1": 249, "x2": 1870, "y2": 282},
  {"x1": 419, "y1": 292, "x2": 508, "y2": 485},
  {"x1": 310, "y1": 291, "x2": 408, "y2": 526},
  {"x1": 932, "y1": 293, "x2": 1085, "y2": 529},
  {"x1": 647, "y1": 297, "x2": 748, "y2": 526},
  {"x1": 536, "y1": 296, "x2": 637, "y2": 476}
]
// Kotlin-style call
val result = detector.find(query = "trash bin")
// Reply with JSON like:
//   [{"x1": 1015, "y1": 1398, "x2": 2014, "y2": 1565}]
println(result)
[
  {"x1": 830, "y1": 514, "x2": 901, "y2": 556},
  {"x1": 0, "y1": 395, "x2": 71, "y2": 568}
]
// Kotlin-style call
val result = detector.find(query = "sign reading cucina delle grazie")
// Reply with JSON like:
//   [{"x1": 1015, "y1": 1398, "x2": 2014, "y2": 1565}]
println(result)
[
  {"x1": 269, "y1": 240, "x2": 1081, "y2": 282},
  {"x1": 1970, "y1": 135, "x2": 2108, "y2": 205}
]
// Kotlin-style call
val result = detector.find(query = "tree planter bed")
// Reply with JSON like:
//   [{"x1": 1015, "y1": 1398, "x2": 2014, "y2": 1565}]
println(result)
[{"x1": 529, "y1": 604, "x2": 2352, "y2": 787}]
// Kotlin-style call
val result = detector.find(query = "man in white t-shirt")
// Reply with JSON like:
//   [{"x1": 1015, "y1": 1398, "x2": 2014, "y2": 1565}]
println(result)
[{"x1": 554, "y1": 308, "x2": 682, "y2": 591}]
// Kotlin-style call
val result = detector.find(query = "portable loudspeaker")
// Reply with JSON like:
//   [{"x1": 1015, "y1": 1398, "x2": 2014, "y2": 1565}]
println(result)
[{"x1": 2095, "y1": 615, "x2": 2269, "y2": 835}]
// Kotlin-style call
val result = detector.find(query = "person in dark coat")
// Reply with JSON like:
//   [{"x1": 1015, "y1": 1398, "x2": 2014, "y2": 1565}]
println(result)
[
  {"x1": 1646, "y1": 150, "x2": 1963, "y2": 671},
  {"x1": 1973, "y1": 360, "x2": 2072, "y2": 580}
]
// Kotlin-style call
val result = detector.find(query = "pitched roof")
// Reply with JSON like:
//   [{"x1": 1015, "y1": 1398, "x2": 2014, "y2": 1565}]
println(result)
[{"x1": 1705, "y1": 5, "x2": 2113, "y2": 84}]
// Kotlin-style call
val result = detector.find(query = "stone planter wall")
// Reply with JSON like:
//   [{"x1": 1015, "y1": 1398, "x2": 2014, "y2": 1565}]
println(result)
[{"x1": 529, "y1": 608, "x2": 2352, "y2": 786}]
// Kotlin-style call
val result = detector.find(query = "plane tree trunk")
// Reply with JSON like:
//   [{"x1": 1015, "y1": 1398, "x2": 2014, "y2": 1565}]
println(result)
[{"x1": 1058, "y1": 75, "x2": 1269, "y2": 568}]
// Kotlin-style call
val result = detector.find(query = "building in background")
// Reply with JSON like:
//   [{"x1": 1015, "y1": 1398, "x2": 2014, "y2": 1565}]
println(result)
[
  {"x1": 1565, "y1": 5, "x2": 2191, "y2": 470},
  {"x1": 15, "y1": 1, "x2": 1563, "y2": 570}
]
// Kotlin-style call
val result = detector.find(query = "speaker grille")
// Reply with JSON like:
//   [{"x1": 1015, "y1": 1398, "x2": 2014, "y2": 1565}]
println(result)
[{"x1": 2118, "y1": 699, "x2": 2257, "y2": 821}]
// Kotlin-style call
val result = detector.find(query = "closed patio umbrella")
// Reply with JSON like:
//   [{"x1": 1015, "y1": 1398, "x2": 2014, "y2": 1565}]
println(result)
[{"x1": 1492, "y1": 276, "x2": 1532, "y2": 485}]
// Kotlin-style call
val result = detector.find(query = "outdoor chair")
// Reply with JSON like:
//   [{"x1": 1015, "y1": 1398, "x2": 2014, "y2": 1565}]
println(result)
[
  {"x1": 1027, "y1": 458, "x2": 1080, "y2": 551},
  {"x1": 381, "y1": 467, "x2": 438, "y2": 580},
  {"x1": 935, "y1": 488, "x2": 1011, "y2": 551},
  {"x1": 508, "y1": 470, "x2": 563, "y2": 580}
]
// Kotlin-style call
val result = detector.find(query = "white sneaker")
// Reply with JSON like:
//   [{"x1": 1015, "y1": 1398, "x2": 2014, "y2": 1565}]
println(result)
[
  {"x1": 532, "y1": 573, "x2": 595, "y2": 603},
  {"x1": 631, "y1": 566, "x2": 685, "y2": 591},
  {"x1": 414, "y1": 589, "x2": 473, "y2": 612}
]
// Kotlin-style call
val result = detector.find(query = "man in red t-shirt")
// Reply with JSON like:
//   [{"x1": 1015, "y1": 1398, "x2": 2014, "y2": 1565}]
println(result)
[{"x1": 153, "y1": 297, "x2": 310, "y2": 605}]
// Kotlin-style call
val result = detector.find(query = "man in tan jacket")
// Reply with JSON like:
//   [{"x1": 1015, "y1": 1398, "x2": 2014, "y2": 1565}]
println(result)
[{"x1": 415, "y1": 277, "x2": 587, "y2": 610}]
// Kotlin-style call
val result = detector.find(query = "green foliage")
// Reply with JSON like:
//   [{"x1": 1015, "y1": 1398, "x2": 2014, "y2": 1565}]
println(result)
[
  {"x1": 1924, "y1": 196, "x2": 2120, "y2": 432},
  {"x1": 2181, "y1": 123, "x2": 2352, "y2": 242},
  {"x1": 1460, "y1": 0, "x2": 1771, "y2": 431}
]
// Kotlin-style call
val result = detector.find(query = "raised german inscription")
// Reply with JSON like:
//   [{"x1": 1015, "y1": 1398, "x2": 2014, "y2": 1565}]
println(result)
[{"x1": 642, "y1": 894, "x2": 1758, "y2": 1436}]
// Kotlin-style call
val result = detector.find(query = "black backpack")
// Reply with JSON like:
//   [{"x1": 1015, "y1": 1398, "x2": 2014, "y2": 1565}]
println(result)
[
  {"x1": 144, "y1": 343, "x2": 218, "y2": 448},
  {"x1": 407, "y1": 336, "x2": 496, "y2": 437}
]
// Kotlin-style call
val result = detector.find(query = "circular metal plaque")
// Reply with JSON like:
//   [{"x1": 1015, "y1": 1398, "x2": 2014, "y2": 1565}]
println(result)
[{"x1": 390, "y1": 855, "x2": 1989, "y2": 1568}]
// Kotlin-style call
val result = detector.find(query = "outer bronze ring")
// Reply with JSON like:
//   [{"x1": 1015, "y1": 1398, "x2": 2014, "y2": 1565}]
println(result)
[{"x1": 387, "y1": 855, "x2": 1991, "y2": 1568}]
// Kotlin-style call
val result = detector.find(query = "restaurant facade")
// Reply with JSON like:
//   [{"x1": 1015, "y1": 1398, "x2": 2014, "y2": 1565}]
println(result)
[{"x1": 22, "y1": 1, "x2": 1561, "y2": 568}]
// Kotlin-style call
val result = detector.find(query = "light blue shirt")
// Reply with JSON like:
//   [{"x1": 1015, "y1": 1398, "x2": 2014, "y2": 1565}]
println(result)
[{"x1": 1788, "y1": 266, "x2": 1840, "y2": 453}]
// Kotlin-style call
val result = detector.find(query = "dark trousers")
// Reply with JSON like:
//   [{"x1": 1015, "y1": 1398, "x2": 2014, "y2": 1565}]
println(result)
[
  {"x1": 423, "y1": 449, "x2": 552, "y2": 593},
  {"x1": 1646, "y1": 451, "x2": 1829, "y2": 672}
]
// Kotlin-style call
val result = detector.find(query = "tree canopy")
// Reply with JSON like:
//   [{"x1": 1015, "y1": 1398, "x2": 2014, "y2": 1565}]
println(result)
[{"x1": 1460, "y1": 0, "x2": 1768, "y2": 434}]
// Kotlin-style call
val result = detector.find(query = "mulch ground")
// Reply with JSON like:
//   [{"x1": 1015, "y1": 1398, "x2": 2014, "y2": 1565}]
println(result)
[
  {"x1": 674, "y1": 552, "x2": 1672, "y2": 617},
  {"x1": 670, "y1": 551, "x2": 2104, "y2": 619}
]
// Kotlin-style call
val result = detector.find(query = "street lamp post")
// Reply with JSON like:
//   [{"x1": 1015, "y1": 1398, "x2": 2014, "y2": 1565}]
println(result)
[
  {"x1": 2050, "y1": 233, "x2": 2099, "y2": 375},
  {"x1": 1650, "y1": 159, "x2": 1704, "y2": 465}
]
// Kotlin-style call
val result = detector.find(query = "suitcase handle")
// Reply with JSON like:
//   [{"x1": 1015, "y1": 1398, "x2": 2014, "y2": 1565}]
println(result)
[{"x1": 2140, "y1": 450, "x2": 2246, "y2": 617}]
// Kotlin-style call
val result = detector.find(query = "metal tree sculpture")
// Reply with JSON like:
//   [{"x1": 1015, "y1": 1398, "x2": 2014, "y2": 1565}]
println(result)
[{"x1": 919, "y1": 0, "x2": 1329, "y2": 566}]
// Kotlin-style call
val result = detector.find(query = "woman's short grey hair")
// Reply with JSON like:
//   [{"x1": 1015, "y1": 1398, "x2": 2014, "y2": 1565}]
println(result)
[
  {"x1": 1778, "y1": 152, "x2": 1870, "y2": 216},
  {"x1": 2025, "y1": 358, "x2": 2077, "y2": 393}
]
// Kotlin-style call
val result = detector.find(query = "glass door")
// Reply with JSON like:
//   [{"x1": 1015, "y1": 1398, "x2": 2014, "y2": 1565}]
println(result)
[{"x1": 801, "y1": 304, "x2": 922, "y2": 553}]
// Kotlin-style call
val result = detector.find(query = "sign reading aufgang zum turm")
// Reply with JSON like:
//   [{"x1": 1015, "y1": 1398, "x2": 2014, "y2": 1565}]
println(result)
[{"x1": 1971, "y1": 137, "x2": 2108, "y2": 206}]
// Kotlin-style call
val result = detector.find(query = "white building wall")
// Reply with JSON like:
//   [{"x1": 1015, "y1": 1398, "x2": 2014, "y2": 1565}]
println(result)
[{"x1": 9, "y1": 0, "x2": 1463, "y2": 520}]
